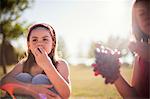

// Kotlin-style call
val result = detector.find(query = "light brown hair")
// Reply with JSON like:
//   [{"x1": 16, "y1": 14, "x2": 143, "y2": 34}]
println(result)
[{"x1": 132, "y1": 0, "x2": 150, "y2": 43}]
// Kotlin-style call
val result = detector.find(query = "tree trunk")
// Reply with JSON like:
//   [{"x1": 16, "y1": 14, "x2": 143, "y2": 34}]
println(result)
[{"x1": 1, "y1": 35, "x2": 7, "y2": 74}]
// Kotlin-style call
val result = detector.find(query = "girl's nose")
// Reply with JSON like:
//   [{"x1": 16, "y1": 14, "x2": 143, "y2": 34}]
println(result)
[
  {"x1": 36, "y1": 42, "x2": 44, "y2": 47},
  {"x1": 36, "y1": 40, "x2": 44, "y2": 44}
]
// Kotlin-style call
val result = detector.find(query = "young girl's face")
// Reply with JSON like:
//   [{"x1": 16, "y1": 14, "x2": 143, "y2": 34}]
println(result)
[
  {"x1": 135, "y1": 2, "x2": 150, "y2": 35},
  {"x1": 28, "y1": 27, "x2": 53, "y2": 54}
]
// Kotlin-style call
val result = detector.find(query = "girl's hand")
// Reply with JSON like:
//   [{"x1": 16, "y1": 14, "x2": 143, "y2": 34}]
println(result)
[
  {"x1": 30, "y1": 84, "x2": 62, "y2": 99},
  {"x1": 129, "y1": 41, "x2": 150, "y2": 61},
  {"x1": 39, "y1": 93, "x2": 62, "y2": 99},
  {"x1": 31, "y1": 84, "x2": 55, "y2": 95},
  {"x1": 32, "y1": 47, "x2": 53, "y2": 69},
  {"x1": 31, "y1": 84, "x2": 61, "y2": 99}
]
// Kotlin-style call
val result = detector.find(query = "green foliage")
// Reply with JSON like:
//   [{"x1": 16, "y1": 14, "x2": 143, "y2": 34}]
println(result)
[
  {"x1": 0, "y1": 0, "x2": 33, "y2": 39},
  {"x1": 0, "y1": 0, "x2": 31, "y2": 21},
  {"x1": 1, "y1": 21, "x2": 25, "y2": 39},
  {"x1": 0, "y1": 0, "x2": 33, "y2": 74}
]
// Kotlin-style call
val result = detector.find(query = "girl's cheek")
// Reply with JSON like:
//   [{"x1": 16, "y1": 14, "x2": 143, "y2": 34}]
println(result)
[
  {"x1": 29, "y1": 45, "x2": 37, "y2": 54},
  {"x1": 30, "y1": 48, "x2": 35, "y2": 54},
  {"x1": 46, "y1": 47, "x2": 52, "y2": 54}
]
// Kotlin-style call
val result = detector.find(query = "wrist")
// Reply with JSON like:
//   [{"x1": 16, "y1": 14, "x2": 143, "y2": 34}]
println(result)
[
  {"x1": 43, "y1": 62, "x2": 54, "y2": 71},
  {"x1": 105, "y1": 72, "x2": 121, "y2": 84},
  {"x1": 114, "y1": 73, "x2": 121, "y2": 84},
  {"x1": 39, "y1": 60, "x2": 53, "y2": 70}
]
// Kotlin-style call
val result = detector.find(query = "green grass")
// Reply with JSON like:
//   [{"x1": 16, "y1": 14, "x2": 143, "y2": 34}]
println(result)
[
  {"x1": 0, "y1": 65, "x2": 132, "y2": 99},
  {"x1": 70, "y1": 65, "x2": 132, "y2": 99}
]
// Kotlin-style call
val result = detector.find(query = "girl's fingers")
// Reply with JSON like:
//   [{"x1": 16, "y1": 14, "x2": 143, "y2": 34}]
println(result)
[
  {"x1": 37, "y1": 48, "x2": 42, "y2": 54},
  {"x1": 36, "y1": 48, "x2": 42, "y2": 55},
  {"x1": 129, "y1": 41, "x2": 150, "y2": 60},
  {"x1": 39, "y1": 47, "x2": 47, "y2": 55},
  {"x1": 32, "y1": 48, "x2": 39, "y2": 56},
  {"x1": 33, "y1": 47, "x2": 43, "y2": 57},
  {"x1": 47, "y1": 90, "x2": 58, "y2": 97}
]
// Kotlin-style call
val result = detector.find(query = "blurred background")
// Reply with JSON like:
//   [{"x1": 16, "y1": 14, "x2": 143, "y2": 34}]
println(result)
[{"x1": 0, "y1": 0, "x2": 134, "y2": 98}]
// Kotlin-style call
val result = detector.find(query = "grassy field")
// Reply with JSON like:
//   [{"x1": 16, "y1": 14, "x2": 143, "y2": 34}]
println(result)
[
  {"x1": 70, "y1": 65, "x2": 132, "y2": 99},
  {"x1": 0, "y1": 65, "x2": 132, "y2": 99}
]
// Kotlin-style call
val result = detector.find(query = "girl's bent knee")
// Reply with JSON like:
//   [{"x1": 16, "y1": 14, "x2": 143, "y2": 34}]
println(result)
[
  {"x1": 32, "y1": 74, "x2": 50, "y2": 84},
  {"x1": 16, "y1": 73, "x2": 32, "y2": 83}
]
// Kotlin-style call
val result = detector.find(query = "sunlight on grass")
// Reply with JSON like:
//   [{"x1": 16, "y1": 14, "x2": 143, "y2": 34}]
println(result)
[{"x1": 70, "y1": 65, "x2": 132, "y2": 99}]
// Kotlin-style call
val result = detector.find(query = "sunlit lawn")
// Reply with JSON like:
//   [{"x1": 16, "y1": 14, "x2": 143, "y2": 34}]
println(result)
[
  {"x1": 0, "y1": 64, "x2": 132, "y2": 99},
  {"x1": 70, "y1": 64, "x2": 132, "y2": 99}
]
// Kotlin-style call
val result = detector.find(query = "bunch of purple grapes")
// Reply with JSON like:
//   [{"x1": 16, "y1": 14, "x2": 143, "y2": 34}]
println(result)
[{"x1": 92, "y1": 44, "x2": 121, "y2": 84}]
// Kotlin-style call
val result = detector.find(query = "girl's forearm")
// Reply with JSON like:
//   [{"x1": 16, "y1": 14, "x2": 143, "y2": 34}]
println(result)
[
  {"x1": 1, "y1": 77, "x2": 37, "y2": 97},
  {"x1": 2, "y1": 77, "x2": 21, "y2": 85},
  {"x1": 114, "y1": 74, "x2": 138, "y2": 99},
  {"x1": 43, "y1": 65, "x2": 70, "y2": 99}
]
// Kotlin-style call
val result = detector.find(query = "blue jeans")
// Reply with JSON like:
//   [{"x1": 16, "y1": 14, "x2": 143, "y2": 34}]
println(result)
[{"x1": 16, "y1": 73, "x2": 59, "y2": 94}]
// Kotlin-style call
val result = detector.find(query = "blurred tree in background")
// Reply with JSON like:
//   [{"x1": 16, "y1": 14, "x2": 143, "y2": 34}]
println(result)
[
  {"x1": 87, "y1": 41, "x2": 96, "y2": 58},
  {"x1": 105, "y1": 35, "x2": 129, "y2": 51},
  {"x1": 57, "y1": 36, "x2": 69, "y2": 60},
  {"x1": 0, "y1": 0, "x2": 33, "y2": 74},
  {"x1": 87, "y1": 35, "x2": 130, "y2": 58},
  {"x1": 105, "y1": 35, "x2": 130, "y2": 56}
]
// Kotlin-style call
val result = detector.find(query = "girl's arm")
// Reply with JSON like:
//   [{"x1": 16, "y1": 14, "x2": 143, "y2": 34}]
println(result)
[
  {"x1": 1, "y1": 63, "x2": 37, "y2": 97},
  {"x1": 33, "y1": 47, "x2": 71, "y2": 99},
  {"x1": 1, "y1": 63, "x2": 54, "y2": 98},
  {"x1": 1, "y1": 62, "x2": 24, "y2": 84},
  {"x1": 43, "y1": 59, "x2": 71, "y2": 99},
  {"x1": 114, "y1": 57, "x2": 140, "y2": 99},
  {"x1": 114, "y1": 74, "x2": 138, "y2": 99},
  {"x1": 129, "y1": 41, "x2": 150, "y2": 61}
]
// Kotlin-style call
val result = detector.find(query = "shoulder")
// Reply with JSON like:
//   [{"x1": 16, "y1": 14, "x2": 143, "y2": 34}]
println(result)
[
  {"x1": 16, "y1": 60, "x2": 24, "y2": 67},
  {"x1": 56, "y1": 58, "x2": 70, "y2": 73},
  {"x1": 57, "y1": 58, "x2": 68, "y2": 66},
  {"x1": 2, "y1": 61, "x2": 24, "y2": 79},
  {"x1": 56, "y1": 58, "x2": 70, "y2": 83},
  {"x1": 12, "y1": 61, "x2": 24, "y2": 71}
]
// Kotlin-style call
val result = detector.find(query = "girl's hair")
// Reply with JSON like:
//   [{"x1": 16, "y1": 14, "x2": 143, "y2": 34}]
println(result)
[
  {"x1": 23, "y1": 23, "x2": 58, "y2": 73},
  {"x1": 132, "y1": 0, "x2": 150, "y2": 43}
]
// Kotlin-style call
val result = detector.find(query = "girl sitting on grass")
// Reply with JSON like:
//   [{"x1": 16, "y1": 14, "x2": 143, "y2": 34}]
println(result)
[{"x1": 1, "y1": 23, "x2": 71, "y2": 99}]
